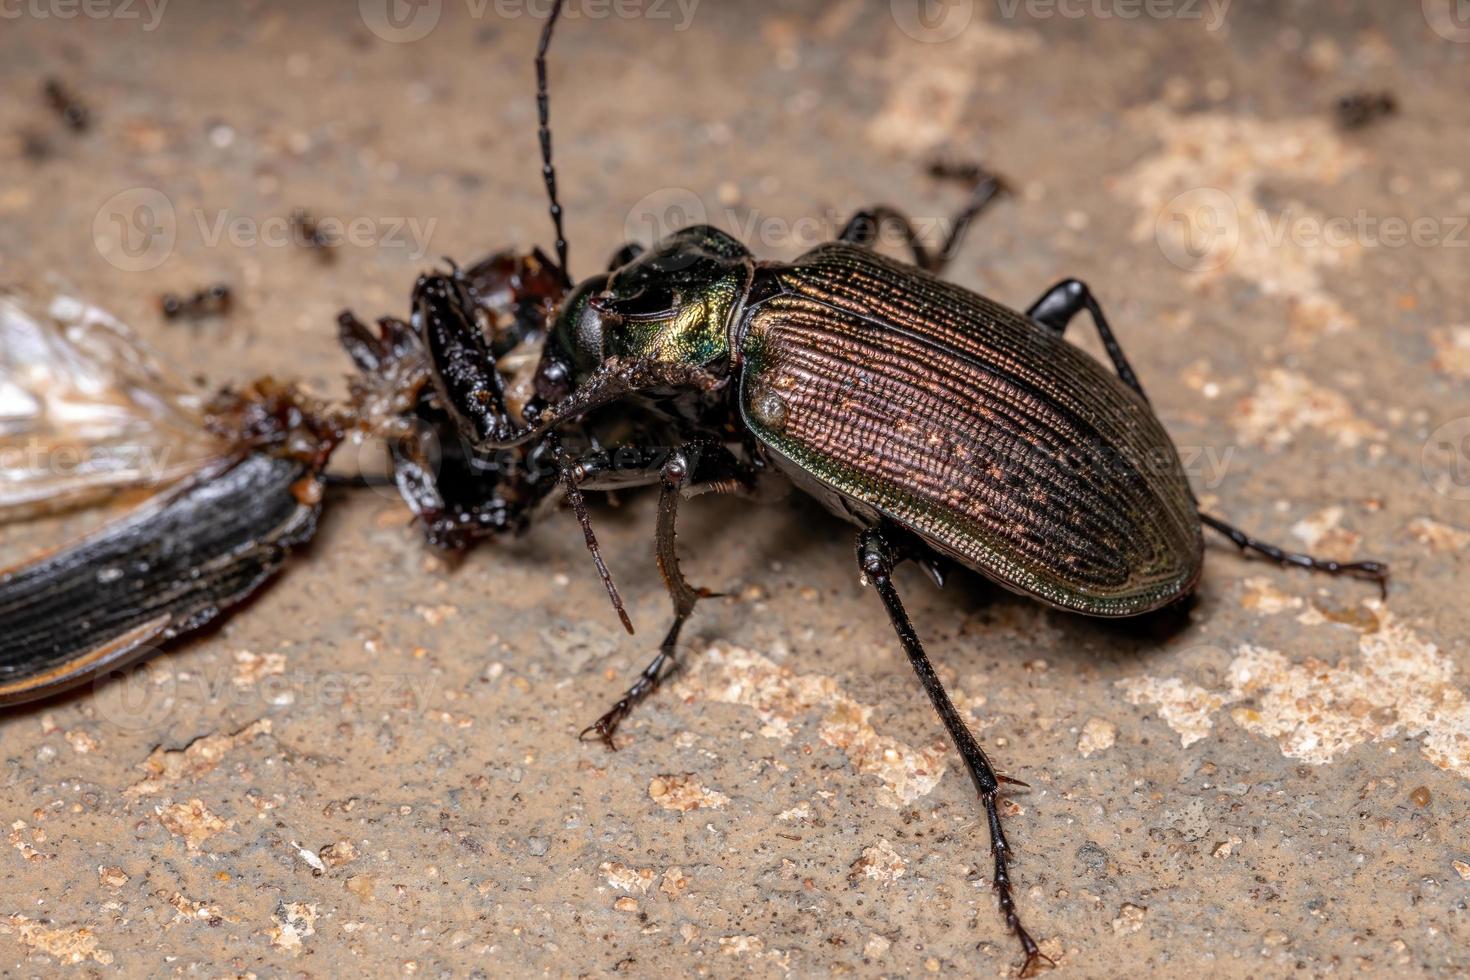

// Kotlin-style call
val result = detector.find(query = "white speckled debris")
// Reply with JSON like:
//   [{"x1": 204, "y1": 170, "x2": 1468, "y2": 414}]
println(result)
[
  {"x1": 0, "y1": 915, "x2": 113, "y2": 965},
  {"x1": 125, "y1": 720, "x2": 271, "y2": 798},
  {"x1": 7, "y1": 821, "x2": 50, "y2": 863},
  {"x1": 600, "y1": 861, "x2": 655, "y2": 894},
  {"x1": 1431, "y1": 326, "x2": 1470, "y2": 379},
  {"x1": 1121, "y1": 607, "x2": 1470, "y2": 777},
  {"x1": 677, "y1": 645, "x2": 982, "y2": 807},
  {"x1": 269, "y1": 901, "x2": 318, "y2": 956},
  {"x1": 1234, "y1": 370, "x2": 1385, "y2": 453},
  {"x1": 1407, "y1": 517, "x2": 1470, "y2": 551},
  {"x1": 648, "y1": 774, "x2": 729, "y2": 813},
  {"x1": 850, "y1": 838, "x2": 908, "y2": 885},
  {"x1": 1116, "y1": 676, "x2": 1226, "y2": 748},
  {"x1": 1077, "y1": 718, "x2": 1119, "y2": 757},
  {"x1": 232, "y1": 649, "x2": 287, "y2": 687},
  {"x1": 1240, "y1": 577, "x2": 1304, "y2": 615},
  {"x1": 1117, "y1": 108, "x2": 1365, "y2": 343},
  {"x1": 156, "y1": 798, "x2": 232, "y2": 851}
]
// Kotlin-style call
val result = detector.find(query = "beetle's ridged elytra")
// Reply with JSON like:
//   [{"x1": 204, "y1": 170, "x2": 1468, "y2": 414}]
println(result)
[{"x1": 740, "y1": 243, "x2": 1204, "y2": 617}]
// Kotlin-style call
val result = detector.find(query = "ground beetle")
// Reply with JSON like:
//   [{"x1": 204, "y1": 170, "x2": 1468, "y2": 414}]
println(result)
[
  {"x1": 0, "y1": 4, "x2": 1391, "y2": 973},
  {"x1": 404, "y1": 3, "x2": 1389, "y2": 972}
]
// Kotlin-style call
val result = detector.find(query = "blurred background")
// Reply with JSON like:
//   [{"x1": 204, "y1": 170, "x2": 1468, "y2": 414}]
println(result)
[{"x1": 1, "y1": 1, "x2": 1467, "y2": 976}]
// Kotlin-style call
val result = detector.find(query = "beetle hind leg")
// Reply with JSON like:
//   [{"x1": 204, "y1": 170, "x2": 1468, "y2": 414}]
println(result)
[
  {"x1": 838, "y1": 167, "x2": 1005, "y2": 275},
  {"x1": 1026, "y1": 279, "x2": 1150, "y2": 404},
  {"x1": 856, "y1": 527, "x2": 1053, "y2": 978},
  {"x1": 1200, "y1": 512, "x2": 1390, "y2": 598}
]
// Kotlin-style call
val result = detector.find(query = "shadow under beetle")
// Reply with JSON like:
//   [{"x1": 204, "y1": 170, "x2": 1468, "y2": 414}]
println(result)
[{"x1": 0, "y1": 3, "x2": 1391, "y2": 975}]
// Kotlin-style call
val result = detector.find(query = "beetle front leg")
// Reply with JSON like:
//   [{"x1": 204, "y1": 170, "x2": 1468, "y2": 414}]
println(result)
[
  {"x1": 577, "y1": 441, "x2": 749, "y2": 748},
  {"x1": 857, "y1": 526, "x2": 1053, "y2": 978}
]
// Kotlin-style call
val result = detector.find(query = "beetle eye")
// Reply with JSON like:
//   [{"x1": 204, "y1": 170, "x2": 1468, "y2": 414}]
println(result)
[
  {"x1": 572, "y1": 294, "x2": 608, "y2": 361},
  {"x1": 614, "y1": 284, "x2": 679, "y2": 318}
]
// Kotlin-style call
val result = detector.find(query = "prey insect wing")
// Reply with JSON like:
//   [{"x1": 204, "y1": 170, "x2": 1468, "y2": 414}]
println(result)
[{"x1": 0, "y1": 292, "x2": 231, "y2": 521}]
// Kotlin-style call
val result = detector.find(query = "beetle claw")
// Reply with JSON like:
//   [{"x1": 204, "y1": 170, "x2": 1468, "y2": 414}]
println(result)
[
  {"x1": 579, "y1": 700, "x2": 632, "y2": 751},
  {"x1": 1017, "y1": 947, "x2": 1057, "y2": 978},
  {"x1": 578, "y1": 718, "x2": 620, "y2": 751}
]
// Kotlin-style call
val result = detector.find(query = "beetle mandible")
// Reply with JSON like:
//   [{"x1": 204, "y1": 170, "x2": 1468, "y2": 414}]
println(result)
[{"x1": 404, "y1": 3, "x2": 1390, "y2": 973}]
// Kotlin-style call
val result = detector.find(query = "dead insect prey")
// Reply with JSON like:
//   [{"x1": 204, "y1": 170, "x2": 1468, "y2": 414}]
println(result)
[{"x1": 0, "y1": 5, "x2": 1392, "y2": 975}]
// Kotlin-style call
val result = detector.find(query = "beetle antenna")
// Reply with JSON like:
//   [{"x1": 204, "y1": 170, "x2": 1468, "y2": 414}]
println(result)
[{"x1": 537, "y1": 0, "x2": 573, "y2": 291}]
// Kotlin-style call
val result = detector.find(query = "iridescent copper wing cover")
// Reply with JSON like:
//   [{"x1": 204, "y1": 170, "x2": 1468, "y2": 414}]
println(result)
[{"x1": 738, "y1": 243, "x2": 1202, "y2": 617}]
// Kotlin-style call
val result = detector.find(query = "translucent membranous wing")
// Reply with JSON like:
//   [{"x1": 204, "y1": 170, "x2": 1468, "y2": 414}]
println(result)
[
  {"x1": 0, "y1": 292, "x2": 228, "y2": 521},
  {"x1": 0, "y1": 291, "x2": 345, "y2": 706}
]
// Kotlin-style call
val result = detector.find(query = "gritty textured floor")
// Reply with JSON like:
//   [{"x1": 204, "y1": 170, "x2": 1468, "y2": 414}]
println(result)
[{"x1": 2, "y1": 1, "x2": 1469, "y2": 976}]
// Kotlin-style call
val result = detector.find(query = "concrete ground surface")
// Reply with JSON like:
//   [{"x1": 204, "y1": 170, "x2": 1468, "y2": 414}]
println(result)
[{"x1": 1, "y1": 1, "x2": 1468, "y2": 976}]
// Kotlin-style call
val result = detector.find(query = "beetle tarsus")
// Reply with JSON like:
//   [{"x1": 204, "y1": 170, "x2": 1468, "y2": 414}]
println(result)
[
  {"x1": 578, "y1": 644, "x2": 677, "y2": 750},
  {"x1": 1200, "y1": 512, "x2": 1390, "y2": 598}
]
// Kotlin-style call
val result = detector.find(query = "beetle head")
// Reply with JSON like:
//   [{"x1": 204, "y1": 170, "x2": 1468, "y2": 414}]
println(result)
[{"x1": 537, "y1": 226, "x2": 752, "y2": 399}]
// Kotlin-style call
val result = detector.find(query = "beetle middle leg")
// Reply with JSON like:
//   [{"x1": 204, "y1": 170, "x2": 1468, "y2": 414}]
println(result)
[
  {"x1": 856, "y1": 526, "x2": 1052, "y2": 978},
  {"x1": 838, "y1": 168, "x2": 1005, "y2": 275},
  {"x1": 568, "y1": 441, "x2": 751, "y2": 747}
]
